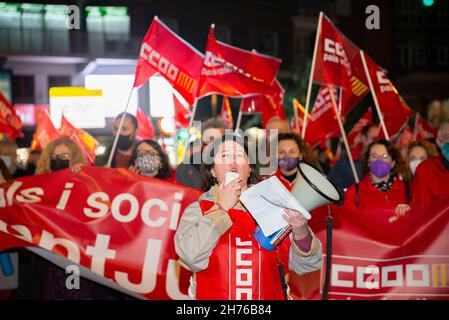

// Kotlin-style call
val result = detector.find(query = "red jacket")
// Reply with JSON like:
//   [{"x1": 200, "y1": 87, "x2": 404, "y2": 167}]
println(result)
[
  {"x1": 343, "y1": 175, "x2": 409, "y2": 210},
  {"x1": 195, "y1": 200, "x2": 290, "y2": 300},
  {"x1": 411, "y1": 156, "x2": 449, "y2": 206}
]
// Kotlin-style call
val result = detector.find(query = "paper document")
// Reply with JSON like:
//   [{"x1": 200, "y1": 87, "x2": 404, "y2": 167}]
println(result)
[{"x1": 240, "y1": 176, "x2": 311, "y2": 236}]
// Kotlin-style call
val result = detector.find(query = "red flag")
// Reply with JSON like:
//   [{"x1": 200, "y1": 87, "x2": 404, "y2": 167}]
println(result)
[
  {"x1": 136, "y1": 107, "x2": 155, "y2": 140},
  {"x1": 198, "y1": 25, "x2": 281, "y2": 98},
  {"x1": 220, "y1": 97, "x2": 233, "y2": 129},
  {"x1": 60, "y1": 116, "x2": 99, "y2": 164},
  {"x1": 347, "y1": 109, "x2": 373, "y2": 147},
  {"x1": 302, "y1": 86, "x2": 340, "y2": 147},
  {"x1": 414, "y1": 113, "x2": 437, "y2": 140},
  {"x1": 134, "y1": 16, "x2": 204, "y2": 105},
  {"x1": 361, "y1": 51, "x2": 413, "y2": 139},
  {"x1": 173, "y1": 95, "x2": 191, "y2": 129},
  {"x1": 31, "y1": 110, "x2": 61, "y2": 150},
  {"x1": 0, "y1": 92, "x2": 23, "y2": 140},
  {"x1": 312, "y1": 14, "x2": 369, "y2": 116}
]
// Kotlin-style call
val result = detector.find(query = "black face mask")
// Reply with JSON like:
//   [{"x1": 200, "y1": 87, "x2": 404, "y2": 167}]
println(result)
[
  {"x1": 50, "y1": 159, "x2": 70, "y2": 172},
  {"x1": 116, "y1": 135, "x2": 134, "y2": 150}
]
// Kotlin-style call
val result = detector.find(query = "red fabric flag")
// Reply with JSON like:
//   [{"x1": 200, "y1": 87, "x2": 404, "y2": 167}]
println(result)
[
  {"x1": 361, "y1": 51, "x2": 413, "y2": 139},
  {"x1": 198, "y1": 25, "x2": 281, "y2": 98},
  {"x1": 60, "y1": 116, "x2": 100, "y2": 164},
  {"x1": 0, "y1": 92, "x2": 23, "y2": 141},
  {"x1": 134, "y1": 16, "x2": 204, "y2": 105},
  {"x1": 220, "y1": 97, "x2": 233, "y2": 129},
  {"x1": 312, "y1": 15, "x2": 369, "y2": 116},
  {"x1": 173, "y1": 95, "x2": 191, "y2": 129},
  {"x1": 347, "y1": 109, "x2": 373, "y2": 147},
  {"x1": 302, "y1": 86, "x2": 340, "y2": 147},
  {"x1": 136, "y1": 107, "x2": 155, "y2": 140},
  {"x1": 31, "y1": 110, "x2": 61, "y2": 150},
  {"x1": 414, "y1": 113, "x2": 437, "y2": 140}
]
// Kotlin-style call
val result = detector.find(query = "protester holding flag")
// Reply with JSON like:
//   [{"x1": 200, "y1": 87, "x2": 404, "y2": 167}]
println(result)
[
  {"x1": 95, "y1": 112, "x2": 139, "y2": 168},
  {"x1": 129, "y1": 139, "x2": 172, "y2": 180},
  {"x1": 175, "y1": 134, "x2": 321, "y2": 300},
  {"x1": 412, "y1": 120, "x2": 449, "y2": 206},
  {"x1": 343, "y1": 140, "x2": 411, "y2": 221}
]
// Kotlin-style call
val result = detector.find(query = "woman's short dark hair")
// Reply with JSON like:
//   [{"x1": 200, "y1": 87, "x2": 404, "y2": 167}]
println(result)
[
  {"x1": 130, "y1": 139, "x2": 170, "y2": 179},
  {"x1": 201, "y1": 133, "x2": 259, "y2": 190},
  {"x1": 115, "y1": 112, "x2": 138, "y2": 130},
  {"x1": 363, "y1": 139, "x2": 406, "y2": 178}
]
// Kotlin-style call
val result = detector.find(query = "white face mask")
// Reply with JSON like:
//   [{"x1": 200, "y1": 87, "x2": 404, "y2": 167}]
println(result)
[
  {"x1": 409, "y1": 159, "x2": 423, "y2": 176},
  {"x1": 0, "y1": 155, "x2": 12, "y2": 170}
]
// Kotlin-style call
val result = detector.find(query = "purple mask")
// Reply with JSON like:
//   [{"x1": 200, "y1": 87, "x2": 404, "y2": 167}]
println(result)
[
  {"x1": 279, "y1": 157, "x2": 299, "y2": 171},
  {"x1": 369, "y1": 160, "x2": 392, "y2": 178}
]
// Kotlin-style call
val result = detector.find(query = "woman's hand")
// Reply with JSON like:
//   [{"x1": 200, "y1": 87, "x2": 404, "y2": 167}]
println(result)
[
  {"x1": 282, "y1": 208, "x2": 310, "y2": 240},
  {"x1": 389, "y1": 204, "x2": 411, "y2": 223},
  {"x1": 128, "y1": 164, "x2": 141, "y2": 175},
  {"x1": 217, "y1": 178, "x2": 243, "y2": 211},
  {"x1": 70, "y1": 163, "x2": 85, "y2": 174}
]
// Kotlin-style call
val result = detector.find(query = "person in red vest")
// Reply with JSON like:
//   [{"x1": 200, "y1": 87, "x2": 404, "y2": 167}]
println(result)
[
  {"x1": 273, "y1": 133, "x2": 311, "y2": 191},
  {"x1": 343, "y1": 140, "x2": 411, "y2": 221},
  {"x1": 412, "y1": 120, "x2": 449, "y2": 206},
  {"x1": 174, "y1": 134, "x2": 322, "y2": 300}
]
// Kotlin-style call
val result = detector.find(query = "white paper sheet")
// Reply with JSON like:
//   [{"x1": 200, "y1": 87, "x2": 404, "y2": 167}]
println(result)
[{"x1": 240, "y1": 176, "x2": 311, "y2": 236}]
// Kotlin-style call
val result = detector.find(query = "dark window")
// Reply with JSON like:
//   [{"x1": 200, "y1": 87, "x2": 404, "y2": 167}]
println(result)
[{"x1": 12, "y1": 75, "x2": 34, "y2": 103}]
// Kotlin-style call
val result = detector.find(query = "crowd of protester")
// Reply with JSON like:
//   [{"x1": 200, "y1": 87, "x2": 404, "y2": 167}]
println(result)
[{"x1": 1, "y1": 112, "x2": 449, "y2": 300}]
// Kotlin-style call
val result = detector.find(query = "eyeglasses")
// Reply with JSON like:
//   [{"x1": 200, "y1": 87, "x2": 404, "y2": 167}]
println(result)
[
  {"x1": 50, "y1": 153, "x2": 71, "y2": 161},
  {"x1": 369, "y1": 153, "x2": 391, "y2": 161}
]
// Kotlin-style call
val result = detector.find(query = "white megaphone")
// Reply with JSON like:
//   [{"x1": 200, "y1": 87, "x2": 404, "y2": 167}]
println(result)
[{"x1": 254, "y1": 161, "x2": 341, "y2": 250}]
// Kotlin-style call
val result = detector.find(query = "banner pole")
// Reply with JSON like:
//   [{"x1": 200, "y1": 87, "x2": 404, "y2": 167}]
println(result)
[
  {"x1": 302, "y1": 11, "x2": 323, "y2": 139},
  {"x1": 107, "y1": 87, "x2": 135, "y2": 167},
  {"x1": 328, "y1": 85, "x2": 359, "y2": 184},
  {"x1": 360, "y1": 50, "x2": 390, "y2": 141}
]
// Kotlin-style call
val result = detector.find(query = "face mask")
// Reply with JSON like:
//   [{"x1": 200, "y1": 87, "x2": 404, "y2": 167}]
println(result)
[
  {"x1": 440, "y1": 142, "x2": 449, "y2": 161},
  {"x1": 279, "y1": 157, "x2": 299, "y2": 171},
  {"x1": 50, "y1": 159, "x2": 70, "y2": 172},
  {"x1": 369, "y1": 160, "x2": 392, "y2": 178},
  {"x1": 0, "y1": 155, "x2": 12, "y2": 170},
  {"x1": 116, "y1": 135, "x2": 134, "y2": 150},
  {"x1": 409, "y1": 159, "x2": 423, "y2": 176},
  {"x1": 135, "y1": 153, "x2": 161, "y2": 177}
]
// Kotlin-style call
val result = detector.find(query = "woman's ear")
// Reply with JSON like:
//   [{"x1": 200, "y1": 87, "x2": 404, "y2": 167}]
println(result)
[{"x1": 211, "y1": 168, "x2": 216, "y2": 178}]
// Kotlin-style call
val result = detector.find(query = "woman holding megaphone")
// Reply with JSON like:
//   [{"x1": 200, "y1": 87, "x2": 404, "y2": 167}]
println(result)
[{"x1": 174, "y1": 134, "x2": 322, "y2": 300}]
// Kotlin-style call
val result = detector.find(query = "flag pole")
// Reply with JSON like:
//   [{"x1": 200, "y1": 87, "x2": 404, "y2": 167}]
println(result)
[
  {"x1": 182, "y1": 99, "x2": 198, "y2": 161},
  {"x1": 302, "y1": 11, "x2": 323, "y2": 139},
  {"x1": 413, "y1": 113, "x2": 418, "y2": 141},
  {"x1": 292, "y1": 99, "x2": 300, "y2": 135},
  {"x1": 360, "y1": 50, "x2": 390, "y2": 141},
  {"x1": 235, "y1": 99, "x2": 244, "y2": 130},
  {"x1": 107, "y1": 87, "x2": 135, "y2": 167},
  {"x1": 327, "y1": 85, "x2": 359, "y2": 184}
]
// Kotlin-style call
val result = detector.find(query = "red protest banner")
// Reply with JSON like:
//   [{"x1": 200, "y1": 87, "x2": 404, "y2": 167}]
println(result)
[
  {"x1": 198, "y1": 25, "x2": 281, "y2": 98},
  {"x1": 134, "y1": 16, "x2": 204, "y2": 105},
  {"x1": 291, "y1": 201, "x2": 449, "y2": 300},
  {"x1": 30, "y1": 110, "x2": 61, "y2": 150},
  {"x1": 0, "y1": 167, "x2": 202, "y2": 300}
]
